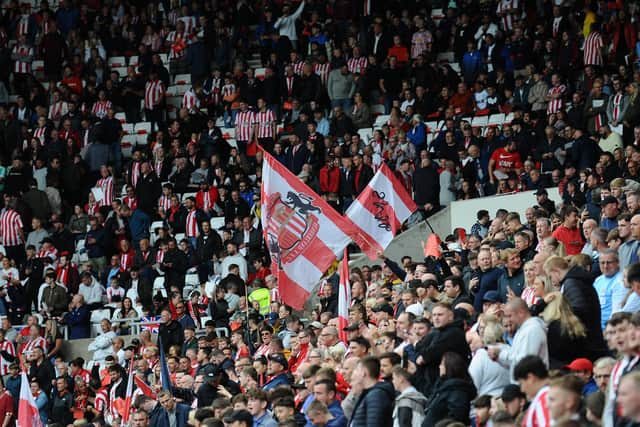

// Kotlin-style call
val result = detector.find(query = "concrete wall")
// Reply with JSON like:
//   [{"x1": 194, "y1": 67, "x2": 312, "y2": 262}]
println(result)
[{"x1": 348, "y1": 187, "x2": 561, "y2": 268}]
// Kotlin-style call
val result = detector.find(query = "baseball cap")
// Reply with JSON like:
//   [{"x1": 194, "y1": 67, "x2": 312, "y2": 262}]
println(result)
[
  {"x1": 223, "y1": 410, "x2": 253, "y2": 425},
  {"x1": 534, "y1": 188, "x2": 548, "y2": 196},
  {"x1": 565, "y1": 358, "x2": 593, "y2": 372},
  {"x1": 269, "y1": 353, "x2": 288, "y2": 370},
  {"x1": 308, "y1": 321, "x2": 323, "y2": 329},
  {"x1": 343, "y1": 323, "x2": 360, "y2": 332},
  {"x1": 372, "y1": 303, "x2": 394, "y2": 316},
  {"x1": 501, "y1": 384, "x2": 525, "y2": 402},
  {"x1": 601, "y1": 196, "x2": 618, "y2": 206},
  {"x1": 483, "y1": 290, "x2": 500, "y2": 303}
]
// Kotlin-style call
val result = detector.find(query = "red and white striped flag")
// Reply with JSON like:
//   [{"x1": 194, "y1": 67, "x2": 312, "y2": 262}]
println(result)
[
  {"x1": 345, "y1": 163, "x2": 417, "y2": 259},
  {"x1": 119, "y1": 358, "x2": 135, "y2": 425},
  {"x1": 133, "y1": 375, "x2": 157, "y2": 399},
  {"x1": 17, "y1": 370, "x2": 42, "y2": 427},
  {"x1": 261, "y1": 150, "x2": 356, "y2": 310},
  {"x1": 338, "y1": 248, "x2": 351, "y2": 344}
]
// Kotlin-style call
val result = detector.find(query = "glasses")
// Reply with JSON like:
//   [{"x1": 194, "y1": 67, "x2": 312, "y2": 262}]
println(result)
[{"x1": 261, "y1": 332, "x2": 271, "y2": 336}]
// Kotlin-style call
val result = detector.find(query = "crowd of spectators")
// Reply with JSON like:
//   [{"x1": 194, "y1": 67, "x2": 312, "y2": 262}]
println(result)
[{"x1": 3, "y1": 0, "x2": 640, "y2": 427}]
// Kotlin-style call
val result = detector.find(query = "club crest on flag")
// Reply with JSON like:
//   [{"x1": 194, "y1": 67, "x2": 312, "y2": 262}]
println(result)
[{"x1": 266, "y1": 191, "x2": 320, "y2": 267}]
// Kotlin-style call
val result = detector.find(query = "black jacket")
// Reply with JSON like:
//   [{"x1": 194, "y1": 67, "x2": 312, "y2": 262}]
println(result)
[
  {"x1": 413, "y1": 164, "x2": 440, "y2": 209},
  {"x1": 348, "y1": 381, "x2": 395, "y2": 427},
  {"x1": 159, "y1": 320, "x2": 184, "y2": 349},
  {"x1": 136, "y1": 172, "x2": 162, "y2": 216},
  {"x1": 415, "y1": 320, "x2": 470, "y2": 396},
  {"x1": 558, "y1": 267, "x2": 607, "y2": 359},
  {"x1": 423, "y1": 377, "x2": 477, "y2": 427}
]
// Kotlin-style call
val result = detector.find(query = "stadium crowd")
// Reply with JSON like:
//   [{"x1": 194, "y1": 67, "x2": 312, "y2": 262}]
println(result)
[{"x1": 3, "y1": 0, "x2": 640, "y2": 426}]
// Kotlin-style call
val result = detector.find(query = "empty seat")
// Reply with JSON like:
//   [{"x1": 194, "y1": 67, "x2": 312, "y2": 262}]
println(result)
[
  {"x1": 175, "y1": 84, "x2": 189, "y2": 96},
  {"x1": 158, "y1": 53, "x2": 168, "y2": 64},
  {"x1": 181, "y1": 192, "x2": 196, "y2": 202},
  {"x1": 111, "y1": 67, "x2": 127, "y2": 78},
  {"x1": 165, "y1": 85, "x2": 179, "y2": 97},
  {"x1": 134, "y1": 122, "x2": 151, "y2": 135},
  {"x1": 121, "y1": 135, "x2": 136, "y2": 157},
  {"x1": 436, "y1": 51, "x2": 455, "y2": 63},
  {"x1": 90, "y1": 309, "x2": 111, "y2": 323},
  {"x1": 108, "y1": 56, "x2": 126, "y2": 68},
  {"x1": 488, "y1": 113, "x2": 506, "y2": 127},
  {"x1": 115, "y1": 112, "x2": 127, "y2": 124},
  {"x1": 128, "y1": 55, "x2": 139, "y2": 67},
  {"x1": 471, "y1": 116, "x2": 489, "y2": 128},
  {"x1": 358, "y1": 128, "x2": 373, "y2": 143},
  {"x1": 371, "y1": 104, "x2": 385, "y2": 115},
  {"x1": 254, "y1": 68, "x2": 266, "y2": 80},
  {"x1": 210, "y1": 217, "x2": 225, "y2": 230},
  {"x1": 153, "y1": 276, "x2": 165, "y2": 292},
  {"x1": 121, "y1": 123, "x2": 134, "y2": 135},
  {"x1": 173, "y1": 74, "x2": 191, "y2": 85}
]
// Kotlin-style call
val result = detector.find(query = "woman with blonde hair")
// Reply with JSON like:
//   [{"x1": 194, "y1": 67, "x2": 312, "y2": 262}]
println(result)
[
  {"x1": 468, "y1": 316, "x2": 511, "y2": 396},
  {"x1": 541, "y1": 236, "x2": 566, "y2": 256},
  {"x1": 568, "y1": 253, "x2": 593, "y2": 272},
  {"x1": 520, "y1": 261, "x2": 538, "y2": 306},
  {"x1": 541, "y1": 293, "x2": 587, "y2": 368}
]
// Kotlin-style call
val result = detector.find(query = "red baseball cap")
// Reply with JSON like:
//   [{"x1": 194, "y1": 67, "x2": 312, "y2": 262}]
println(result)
[{"x1": 565, "y1": 358, "x2": 593, "y2": 372}]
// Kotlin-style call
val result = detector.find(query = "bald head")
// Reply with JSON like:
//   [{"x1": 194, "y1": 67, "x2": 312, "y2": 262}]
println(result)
[
  {"x1": 631, "y1": 215, "x2": 640, "y2": 240},
  {"x1": 504, "y1": 298, "x2": 530, "y2": 328}
]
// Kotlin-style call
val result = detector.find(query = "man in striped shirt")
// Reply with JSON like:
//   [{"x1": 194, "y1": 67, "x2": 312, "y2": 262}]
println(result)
[
  {"x1": 11, "y1": 34, "x2": 33, "y2": 96},
  {"x1": 144, "y1": 69, "x2": 165, "y2": 131},
  {"x1": 0, "y1": 200, "x2": 25, "y2": 265},
  {"x1": 255, "y1": 98, "x2": 276, "y2": 152},
  {"x1": 235, "y1": 101, "x2": 255, "y2": 155},
  {"x1": 584, "y1": 23, "x2": 604, "y2": 68},
  {"x1": 514, "y1": 356, "x2": 550, "y2": 427}
]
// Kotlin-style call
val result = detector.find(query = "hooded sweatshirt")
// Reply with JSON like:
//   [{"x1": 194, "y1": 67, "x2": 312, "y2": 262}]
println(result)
[
  {"x1": 498, "y1": 315, "x2": 549, "y2": 380},
  {"x1": 393, "y1": 386, "x2": 428, "y2": 427}
]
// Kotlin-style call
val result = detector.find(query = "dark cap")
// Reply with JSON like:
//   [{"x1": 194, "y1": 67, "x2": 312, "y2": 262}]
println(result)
[
  {"x1": 372, "y1": 303, "x2": 394, "y2": 316},
  {"x1": 534, "y1": 188, "x2": 548, "y2": 196},
  {"x1": 343, "y1": 323, "x2": 360, "y2": 332},
  {"x1": 223, "y1": 409, "x2": 253, "y2": 425},
  {"x1": 269, "y1": 353, "x2": 288, "y2": 370},
  {"x1": 601, "y1": 196, "x2": 618, "y2": 206},
  {"x1": 501, "y1": 384, "x2": 525, "y2": 402},
  {"x1": 483, "y1": 290, "x2": 500, "y2": 303},
  {"x1": 40, "y1": 237, "x2": 53, "y2": 244}
]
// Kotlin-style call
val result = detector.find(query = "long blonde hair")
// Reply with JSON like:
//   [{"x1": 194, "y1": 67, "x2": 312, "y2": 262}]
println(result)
[{"x1": 542, "y1": 294, "x2": 586, "y2": 339}]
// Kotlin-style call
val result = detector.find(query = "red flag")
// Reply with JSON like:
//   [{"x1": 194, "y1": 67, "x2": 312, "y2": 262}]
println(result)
[
  {"x1": 120, "y1": 357, "x2": 135, "y2": 424},
  {"x1": 133, "y1": 376, "x2": 157, "y2": 399},
  {"x1": 345, "y1": 163, "x2": 417, "y2": 259},
  {"x1": 261, "y1": 150, "x2": 356, "y2": 309},
  {"x1": 424, "y1": 234, "x2": 443, "y2": 258},
  {"x1": 17, "y1": 370, "x2": 42, "y2": 427},
  {"x1": 338, "y1": 248, "x2": 351, "y2": 344}
]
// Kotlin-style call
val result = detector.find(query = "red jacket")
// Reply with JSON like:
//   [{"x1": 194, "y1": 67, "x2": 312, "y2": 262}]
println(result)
[{"x1": 319, "y1": 166, "x2": 340, "y2": 194}]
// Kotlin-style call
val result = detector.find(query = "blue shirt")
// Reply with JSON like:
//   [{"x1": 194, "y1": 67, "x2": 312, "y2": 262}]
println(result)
[
  {"x1": 129, "y1": 209, "x2": 151, "y2": 243},
  {"x1": 593, "y1": 271, "x2": 628, "y2": 329}
]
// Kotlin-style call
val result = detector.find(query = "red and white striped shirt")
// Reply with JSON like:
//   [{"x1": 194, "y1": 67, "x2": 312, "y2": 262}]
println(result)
[
  {"x1": 0, "y1": 340, "x2": 15, "y2": 375},
  {"x1": 292, "y1": 60, "x2": 304, "y2": 76},
  {"x1": 37, "y1": 246, "x2": 58, "y2": 262},
  {"x1": 178, "y1": 16, "x2": 196, "y2": 34},
  {"x1": 145, "y1": 80, "x2": 165, "y2": 110},
  {"x1": 24, "y1": 336, "x2": 47, "y2": 355},
  {"x1": 154, "y1": 160, "x2": 165, "y2": 179},
  {"x1": 120, "y1": 251, "x2": 133, "y2": 271},
  {"x1": 284, "y1": 76, "x2": 295, "y2": 98},
  {"x1": 522, "y1": 385, "x2": 550, "y2": 427},
  {"x1": 611, "y1": 93, "x2": 625, "y2": 122},
  {"x1": 108, "y1": 379, "x2": 122, "y2": 421},
  {"x1": 130, "y1": 161, "x2": 140, "y2": 188},
  {"x1": 97, "y1": 176, "x2": 114, "y2": 207},
  {"x1": 86, "y1": 202, "x2": 99, "y2": 216},
  {"x1": 546, "y1": 84, "x2": 566, "y2": 115},
  {"x1": 584, "y1": 31, "x2": 603, "y2": 66},
  {"x1": 206, "y1": 77, "x2": 222, "y2": 105},
  {"x1": 123, "y1": 195, "x2": 137, "y2": 210},
  {"x1": 270, "y1": 287, "x2": 281, "y2": 304},
  {"x1": 182, "y1": 89, "x2": 199, "y2": 112},
  {"x1": 314, "y1": 63, "x2": 331, "y2": 87},
  {"x1": 185, "y1": 209, "x2": 199, "y2": 238},
  {"x1": 17, "y1": 15, "x2": 30, "y2": 36},
  {"x1": 235, "y1": 110, "x2": 255, "y2": 141},
  {"x1": 347, "y1": 56, "x2": 367, "y2": 75},
  {"x1": 12, "y1": 44, "x2": 33, "y2": 73},
  {"x1": 255, "y1": 110, "x2": 276, "y2": 138},
  {"x1": 156, "y1": 250, "x2": 164, "y2": 264},
  {"x1": 158, "y1": 195, "x2": 172, "y2": 212},
  {"x1": 94, "y1": 388, "x2": 108, "y2": 414},
  {"x1": 48, "y1": 101, "x2": 68, "y2": 122},
  {"x1": 92, "y1": 100, "x2": 112, "y2": 119},
  {"x1": 221, "y1": 83, "x2": 235, "y2": 99},
  {"x1": 496, "y1": 0, "x2": 520, "y2": 32},
  {"x1": 0, "y1": 209, "x2": 23, "y2": 246},
  {"x1": 166, "y1": 31, "x2": 188, "y2": 60},
  {"x1": 33, "y1": 126, "x2": 46, "y2": 144}
]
